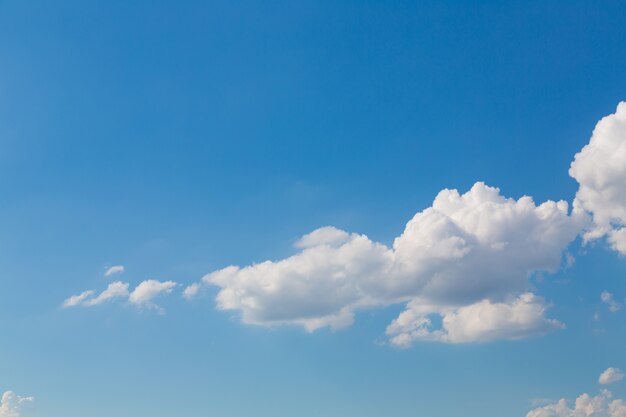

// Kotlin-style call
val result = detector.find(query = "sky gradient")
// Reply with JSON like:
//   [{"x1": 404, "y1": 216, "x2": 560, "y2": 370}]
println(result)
[{"x1": 2, "y1": 1, "x2": 626, "y2": 416}]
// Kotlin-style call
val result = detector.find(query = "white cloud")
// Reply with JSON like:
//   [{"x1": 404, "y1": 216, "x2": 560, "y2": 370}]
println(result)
[
  {"x1": 295, "y1": 226, "x2": 351, "y2": 248},
  {"x1": 601, "y1": 292, "x2": 622, "y2": 313},
  {"x1": 187, "y1": 182, "x2": 585, "y2": 343},
  {"x1": 182, "y1": 282, "x2": 201, "y2": 300},
  {"x1": 104, "y1": 265, "x2": 125, "y2": 277},
  {"x1": 526, "y1": 390, "x2": 626, "y2": 417},
  {"x1": 0, "y1": 391, "x2": 33, "y2": 417},
  {"x1": 570, "y1": 101, "x2": 626, "y2": 254},
  {"x1": 385, "y1": 293, "x2": 563, "y2": 346},
  {"x1": 62, "y1": 290, "x2": 95, "y2": 308},
  {"x1": 129, "y1": 279, "x2": 177, "y2": 311},
  {"x1": 67, "y1": 104, "x2": 626, "y2": 344},
  {"x1": 64, "y1": 280, "x2": 176, "y2": 312},
  {"x1": 84, "y1": 281, "x2": 130, "y2": 306},
  {"x1": 600, "y1": 368, "x2": 625, "y2": 385},
  {"x1": 63, "y1": 282, "x2": 129, "y2": 308}
]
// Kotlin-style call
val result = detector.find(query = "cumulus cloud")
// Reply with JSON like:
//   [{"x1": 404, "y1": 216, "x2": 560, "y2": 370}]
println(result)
[
  {"x1": 104, "y1": 265, "x2": 125, "y2": 277},
  {"x1": 526, "y1": 390, "x2": 626, "y2": 417},
  {"x1": 187, "y1": 182, "x2": 585, "y2": 343},
  {"x1": 527, "y1": 370, "x2": 626, "y2": 416},
  {"x1": 386, "y1": 293, "x2": 563, "y2": 346},
  {"x1": 174, "y1": 103, "x2": 626, "y2": 345},
  {"x1": 64, "y1": 104, "x2": 626, "y2": 344},
  {"x1": 570, "y1": 102, "x2": 626, "y2": 254},
  {"x1": 600, "y1": 368, "x2": 625, "y2": 385},
  {"x1": 63, "y1": 280, "x2": 176, "y2": 312},
  {"x1": 0, "y1": 391, "x2": 33, "y2": 417},
  {"x1": 601, "y1": 292, "x2": 622, "y2": 313}
]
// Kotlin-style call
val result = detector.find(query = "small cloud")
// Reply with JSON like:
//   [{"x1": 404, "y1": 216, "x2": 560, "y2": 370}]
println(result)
[
  {"x1": 84, "y1": 282, "x2": 130, "y2": 306},
  {"x1": 0, "y1": 390, "x2": 34, "y2": 417},
  {"x1": 63, "y1": 282, "x2": 129, "y2": 308},
  {"x1": 599, "y1": 367, "x2": 624, "y2": 385},
  {"x1": 104, "y1": 265, "x2": 125, "y2": 277},
  {"x1": 129, "y1": 279, "x2": 177, "y2": 312},
  {"x1": 601, "y1": 291, "x2": 622, "y2": 313},
  {"x1": 183, "y1": 282, "x2": 201, "y2": 300},
  {"x1": 62, "y1": 290, "x2": 95, "y2": 308},
  {"x1": 64, "y1": 279, "x2": 177, "y2": 313}
]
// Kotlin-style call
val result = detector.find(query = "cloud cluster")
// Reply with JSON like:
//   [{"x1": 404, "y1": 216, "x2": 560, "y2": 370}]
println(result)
[
  {"x1": 63, "y1": 102, "x2": 626, "y2": 346},
  {"x1": 527, "y1": 368, "x2": 625, "y2": 416},
  {"x1": 182, "y1": 102, "x2": 626, "y2": 345},
  {"x1": 526, "y1": 390, "x2": 626, "y2": 417},
  {"x1": 63, "y1": 279, "x2": 176, "y2": 312},
  {"x1": 570, "y1": 102, "x2": 626, "y2": 254},
  {"x1": 0, "y1": 391, "x2": 33, "y2": 417},
  {"x1": 188, "y1": 182, "x2": 585, "y2": 344}
]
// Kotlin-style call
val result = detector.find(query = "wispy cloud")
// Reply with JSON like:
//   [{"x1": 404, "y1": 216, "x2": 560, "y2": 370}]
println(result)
[
  {"x1": 84, "y1": 282, "x2": 130, "y2": 306},
  {"x1": 62, "y1": 290, "x2": 95, "y2": 308},
  {"x1": 601, "y1": 291, "x2": 622, "y2": 313},
  {"x1": 104, "y1": 265, "x2": 125, "y2": 277},
  {"x1": 64, "y1": 280, "x2": 176, "y2": 312},
  {"x1": 129, "y1": 279, "x2": 177, "y2": 312}
]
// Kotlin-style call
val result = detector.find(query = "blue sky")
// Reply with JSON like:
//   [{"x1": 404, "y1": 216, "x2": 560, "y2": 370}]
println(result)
[{"x1": 2, "y1": 1, "x2": 626, "y2": 416}]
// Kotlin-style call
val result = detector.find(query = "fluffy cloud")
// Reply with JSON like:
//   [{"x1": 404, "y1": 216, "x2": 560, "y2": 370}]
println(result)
[
  {"x1": 386, "y1": 293, "x2": 563, "y2": 346},
  {"x1": 600, "y1": 368, "x2": 625, "y2": 385},
  {"x1": 182, "y1": 282, "x2": 201, "y2": 300},
  {"x1": 601, "y1": 292, "x2": 622, "y2": 313},
  {"x1": 188, "y1": 182, "x2": 585, "y2": 343},
  {"x1": 104, "y1": 265, "x2": 125, "y2": 277},
  {"x1": 0, "y1": 391, "x2": 33, "y2": 417},
  {"x1": 526, "y1": 390, "x2": 626, "y2": 417},
  {"x1": 64, "y1": 104, "x2": 626, "y2": 344},
  {"x1": 570, "y1": 102, "x2": 626, "y2": 254},
  {"x1": 63, "y1": 280, "x2": 176, "y2": 312}
]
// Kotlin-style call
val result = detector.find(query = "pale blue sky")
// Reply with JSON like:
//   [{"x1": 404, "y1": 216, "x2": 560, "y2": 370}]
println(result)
[{"x1": 1, "y1": 1, "x2": 626, "y2": 416}]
